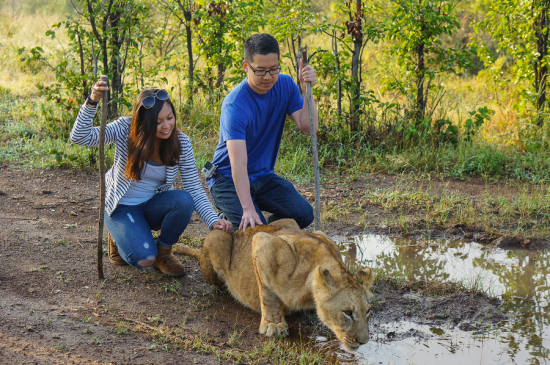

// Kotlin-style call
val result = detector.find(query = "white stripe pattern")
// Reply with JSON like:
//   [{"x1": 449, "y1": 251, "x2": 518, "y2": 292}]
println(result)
[{"x1": 70, "y1": 103, "x2": 219, "y2": 229}]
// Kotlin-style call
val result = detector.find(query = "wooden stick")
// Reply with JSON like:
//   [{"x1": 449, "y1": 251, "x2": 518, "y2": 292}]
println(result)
[
  {"x1": 97, "y1": 75, "x2": 109, "y2": 280},
  {"x1": 302, "y1": 49, "x2": 321, "y2": 231}
]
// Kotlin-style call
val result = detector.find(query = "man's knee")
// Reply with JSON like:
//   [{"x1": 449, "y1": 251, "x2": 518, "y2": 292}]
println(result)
[{"x1": 295, "y1": 206, "x2": 314, "y2": 229}]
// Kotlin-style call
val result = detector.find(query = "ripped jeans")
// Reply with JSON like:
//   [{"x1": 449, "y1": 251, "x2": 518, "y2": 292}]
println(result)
[{"x1": 103, "y1": 190, "x2": 193, "y2": 269}]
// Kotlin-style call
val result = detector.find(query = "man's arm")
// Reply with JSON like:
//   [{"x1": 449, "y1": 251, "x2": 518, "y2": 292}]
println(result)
[
  {"x1": 226, "y1": 139, "x2": 263, "y2": 231},
  {"x1": 291, "y1": 58, "x2": 318, "y2": 135}
]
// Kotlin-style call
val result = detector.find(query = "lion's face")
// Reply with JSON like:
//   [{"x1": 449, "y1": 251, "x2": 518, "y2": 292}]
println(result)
[{"x1": 313, "y1": 267, "x2": 374, "y2": 352}]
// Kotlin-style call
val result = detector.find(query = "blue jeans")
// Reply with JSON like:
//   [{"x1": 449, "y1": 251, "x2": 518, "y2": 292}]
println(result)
[
  {"x1": 104, "y1": 190, "x2": 194, "y2": 269},
  {"x1": 210, "y1": 173, "x2": 314, "y2": 230}
]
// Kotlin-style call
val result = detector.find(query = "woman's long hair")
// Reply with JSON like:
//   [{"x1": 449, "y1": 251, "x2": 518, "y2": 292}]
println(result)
[{"x1": 124, "y1": 89, "x2": 181, "y2": 182}]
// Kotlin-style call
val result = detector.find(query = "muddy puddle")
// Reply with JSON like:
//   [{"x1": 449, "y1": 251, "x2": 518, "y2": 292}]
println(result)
[{"x1": 333, "y1": 235, "x2": 550, "y2": 364}]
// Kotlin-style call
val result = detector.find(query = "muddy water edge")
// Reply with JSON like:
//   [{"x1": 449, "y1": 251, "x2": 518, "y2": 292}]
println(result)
[{"x1": 336, "y1": 235, "x2": 549, "y2": 364}]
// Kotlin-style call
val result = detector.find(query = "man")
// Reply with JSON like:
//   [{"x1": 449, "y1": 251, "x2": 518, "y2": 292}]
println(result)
[{"x1": 207, "y1": 33, "x2": 318, "y2": 231}]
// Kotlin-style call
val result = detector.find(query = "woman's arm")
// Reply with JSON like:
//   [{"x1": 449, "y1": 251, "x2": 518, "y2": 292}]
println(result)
[
  {"x1": 70, "y1": 79, "x2": 126, "y2": 147},
  {"x1": 69, "y1": 104, "x2": 127, "y2": 147},
  {"x1": 177, "y1": 133, "x2": 220, "y2": 229}
]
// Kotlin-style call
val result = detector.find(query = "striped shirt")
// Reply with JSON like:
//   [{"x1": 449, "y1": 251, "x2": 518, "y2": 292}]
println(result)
[{"x1": 70, "y1": 103, "x2": 219, "y2": 229}]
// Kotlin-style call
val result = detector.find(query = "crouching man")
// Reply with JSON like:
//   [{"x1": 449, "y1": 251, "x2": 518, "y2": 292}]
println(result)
[{"x1": 207, "y1": 33, "x2": 319, "y2": 231}]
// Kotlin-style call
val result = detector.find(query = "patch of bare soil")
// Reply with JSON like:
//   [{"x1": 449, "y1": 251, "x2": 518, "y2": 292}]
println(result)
[{"x1": 0, "y1": 168, "x2": 505, "y2": 364}]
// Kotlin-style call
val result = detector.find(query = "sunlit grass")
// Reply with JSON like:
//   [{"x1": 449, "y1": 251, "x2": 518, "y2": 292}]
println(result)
[
  {"x1": 0, "y1": 13, "x2": 67, "y2": 96},
  {"x1": 320, "y1": 176, "x2": 550, "y2": 239},
  {"x1": 2, "y1": 4, "x2": 550, "y2": 241}
]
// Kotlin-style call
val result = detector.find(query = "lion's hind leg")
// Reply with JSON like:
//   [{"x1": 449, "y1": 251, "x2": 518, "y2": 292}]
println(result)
[
  {"x1": 252, "y1": 232, "x2": 296, "y2": 337},
  {"x1": 200, "y1": 229, "x2": 233, "y2": 286}
]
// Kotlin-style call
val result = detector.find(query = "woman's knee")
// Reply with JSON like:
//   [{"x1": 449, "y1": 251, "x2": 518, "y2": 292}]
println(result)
[
  {"x1": 168, "y1": 190, "x2": 194, "y2": 214},
  {"x1": 127, "y1": 254, "x2": 156, "y2": 269},
  {"x1": 138, "y1": 258, "x2": 155, "y2": 268}
]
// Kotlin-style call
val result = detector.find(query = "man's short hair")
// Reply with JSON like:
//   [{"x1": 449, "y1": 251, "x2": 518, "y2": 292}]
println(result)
[{"x1": 244, "y1": 33, "x2": 280, "y2": 64}]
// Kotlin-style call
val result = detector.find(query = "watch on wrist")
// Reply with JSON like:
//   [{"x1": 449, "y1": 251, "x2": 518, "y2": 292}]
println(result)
[{"x1": 86, "y1": 95, "x2": 98, "y2": 106}]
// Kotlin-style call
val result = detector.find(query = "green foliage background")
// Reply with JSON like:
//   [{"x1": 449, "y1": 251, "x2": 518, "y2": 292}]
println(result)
[{"x1": 2, "y1": 0, "x2": 550, "y2": 182}]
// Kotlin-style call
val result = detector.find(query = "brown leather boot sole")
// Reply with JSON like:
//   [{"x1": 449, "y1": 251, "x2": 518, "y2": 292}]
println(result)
[{"x1": 108, "y1": 234, "x2": 128, "y2": 266}]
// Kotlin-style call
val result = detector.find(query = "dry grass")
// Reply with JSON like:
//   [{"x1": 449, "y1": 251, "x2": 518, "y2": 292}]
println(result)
[
  {"x1": 322, "y1": 176, "x2": 550, "y2": 240},
  {"x1": 0, "y1": 13, "x2": 65, "y2": 96}
]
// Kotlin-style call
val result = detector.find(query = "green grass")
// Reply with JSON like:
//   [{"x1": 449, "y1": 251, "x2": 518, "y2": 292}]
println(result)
[
  {"x1": 125, "y1": 317, "x2": 336, "y2": 364},
  {"x1": 1, "y1": 6, "x2": 550, "y2": 245},
  {"x1": 325, "y1": 176, "x2": 550, "y2": 238},
  {"x1": 2, "y1": 9, "x2": 550, "y2": 183}
]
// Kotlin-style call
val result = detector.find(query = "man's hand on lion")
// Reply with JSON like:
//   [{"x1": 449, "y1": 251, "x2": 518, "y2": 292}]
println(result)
[
  {"x1": 211, "y1": 218, "x2": 232, "y2": 232},
  {"x1": 239, "y1": 207, "x2": 263, "y2": 232}
]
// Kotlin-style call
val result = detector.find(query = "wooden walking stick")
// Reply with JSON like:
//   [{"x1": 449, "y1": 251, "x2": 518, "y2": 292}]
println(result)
[
  {"x1": 302, "y1": 49, "x2": 321, "y2": 231},
  {"x1": 96, "y1": 75, "x2": 109, "y2": 280}
]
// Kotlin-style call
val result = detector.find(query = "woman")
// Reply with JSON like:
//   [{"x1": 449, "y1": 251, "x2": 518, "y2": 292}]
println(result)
[{"x1": 70, "y1": 80, "x2": 231, "y2": 277}]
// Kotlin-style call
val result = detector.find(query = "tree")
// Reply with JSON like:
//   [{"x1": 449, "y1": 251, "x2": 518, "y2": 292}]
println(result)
[
  {"x1": 193, "y1": 0, "x2": 265, "y2": 96},
  {"x1": 475, "y1": 0, "x2": 550, "y2": 126},
  {"x1": 387, "y1": 0, "x2": 470, "y2": 122},
  {"x1": 270, "y1": 0, "x2": 315, "y2": 89},
  {"x1": 340, "y1": 0, "x2": 384, "y2": 131},
  {"x1": 310, "y1": 0, "x2": 384, "y2": 132},
  {"x1": 23, "y1": 0, "x2": 157, "y2": 119},
  {"x1": 160, "y1": 0, "x2": 198, "y2": 103},
  {"x1": 85, "y1": 0, "x2": 152, "y2": 117}
]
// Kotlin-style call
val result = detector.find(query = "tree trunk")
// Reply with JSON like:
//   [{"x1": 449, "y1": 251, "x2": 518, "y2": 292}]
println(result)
[
  {"x1": 109, "y1": 15, "x2": 121, "y2": 118},
  {"x1": 216, "y1": 63, "x2": 225, "y2": 89},
  {"x1": 184, "y1": 9, "x2": 194, "y2": 104},
  {"x1": 333, "y1": 33, "x2": 342, "y2": 118},
  {"x1": 77, "y1": 33, "x2": 88, "y2": 100},
  {"x1": 535, "y1": 3, "x2": 549, "y2": 126},
  {"x1": 415, "y1": 39, "x2": 425, "y2": 122},
  {"x1": 350, "y1": 0, "x2": 362, "y2": 132}
]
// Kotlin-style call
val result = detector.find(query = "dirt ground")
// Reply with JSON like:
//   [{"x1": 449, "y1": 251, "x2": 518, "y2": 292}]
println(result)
[{"x1": 0, "y1": 167, "x2": 508, "y2": 364}]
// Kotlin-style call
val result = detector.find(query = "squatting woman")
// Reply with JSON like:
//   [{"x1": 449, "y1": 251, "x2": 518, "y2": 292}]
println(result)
[{"x1": 70, "y1": 80, "x2": 231, "y2": 277}]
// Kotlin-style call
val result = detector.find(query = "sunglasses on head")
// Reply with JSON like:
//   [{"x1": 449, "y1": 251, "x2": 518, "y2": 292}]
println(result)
[{"x1": 141, "y1": 89, "x2": 169, "y2": 109}]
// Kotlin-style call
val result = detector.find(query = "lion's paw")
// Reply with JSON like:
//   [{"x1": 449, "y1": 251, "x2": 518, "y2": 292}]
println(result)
[{"x1": 259, "y1": 321, "x2": 289, "y2": 337}]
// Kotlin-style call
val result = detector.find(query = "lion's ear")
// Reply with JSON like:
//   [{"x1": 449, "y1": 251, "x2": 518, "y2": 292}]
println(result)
[
  {"x1": 356, "y1": 268, "x2": 375, "y2": 293},
  {"x1": 315, "y1": 266, "x2": 336, "y2": 290}
]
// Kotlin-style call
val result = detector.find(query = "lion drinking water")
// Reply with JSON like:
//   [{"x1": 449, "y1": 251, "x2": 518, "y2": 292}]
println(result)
[{"x1": 177, "y1": 219, "x2": 375, "y2": 351}]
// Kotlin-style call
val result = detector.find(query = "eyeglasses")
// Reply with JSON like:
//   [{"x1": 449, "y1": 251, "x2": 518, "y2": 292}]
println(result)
[
  {"x1": 141, "y1": 89, "x2": 169, "y2": 109},
  {"x1": 246, "y1": 63, "x2": 281, "y2": 76}
]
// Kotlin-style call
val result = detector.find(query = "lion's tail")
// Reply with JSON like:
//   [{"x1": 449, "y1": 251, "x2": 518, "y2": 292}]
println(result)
[{"x1": 172, "y1": 244, "x2": 201, "y2": 260}]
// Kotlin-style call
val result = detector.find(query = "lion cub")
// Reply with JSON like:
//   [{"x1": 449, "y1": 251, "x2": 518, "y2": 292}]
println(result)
[{"x1": 177, "y1": 219, "x2": 375, "y2": 351}]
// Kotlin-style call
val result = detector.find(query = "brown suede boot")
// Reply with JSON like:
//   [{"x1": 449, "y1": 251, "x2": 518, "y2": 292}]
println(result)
[
  {"x1": 153, "y1": 243, "x2": 185, "y2": 277},
  {"x1": 108, "y1": 233, "x2": 128, "y2": 266}
]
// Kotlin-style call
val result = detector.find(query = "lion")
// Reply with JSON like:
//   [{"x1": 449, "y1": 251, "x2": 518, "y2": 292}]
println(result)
[{"x1": 176, "y1": 219, "x2": 375, "y2": 351}]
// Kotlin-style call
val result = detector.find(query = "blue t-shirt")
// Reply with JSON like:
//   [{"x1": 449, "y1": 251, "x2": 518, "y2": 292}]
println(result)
[{"x1": 207, "y1": 74, "x2": 303, "y2": 189}]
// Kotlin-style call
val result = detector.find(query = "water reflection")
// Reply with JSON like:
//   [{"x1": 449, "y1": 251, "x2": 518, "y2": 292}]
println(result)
[{"x1": 341, "y1": 235, "x2": 550, "y2": 364}]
